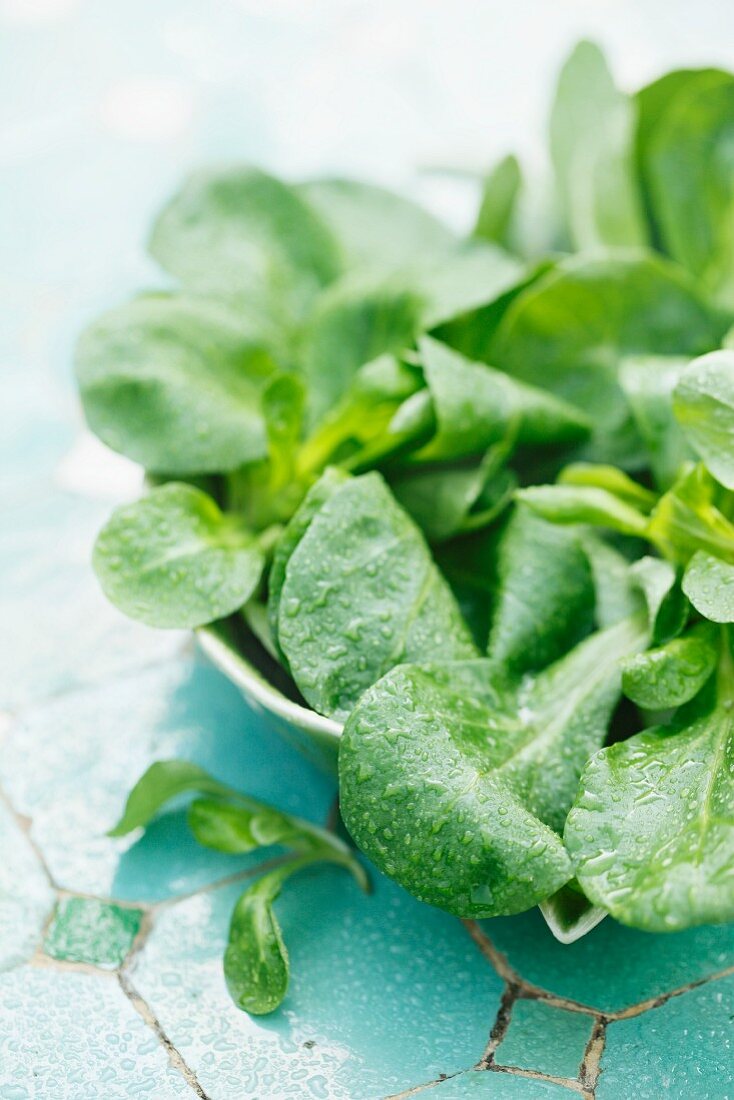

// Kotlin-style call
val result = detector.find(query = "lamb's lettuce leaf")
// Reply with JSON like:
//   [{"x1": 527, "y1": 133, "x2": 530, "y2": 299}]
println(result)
[
  {"x1": 550, "y1": 41, "x2": 647, "y2": 250},
  {"x1": 75, "y1": 295, "x2": 277, "y2": 475},
  {"x1": 640, "y1": 71, "x2": 734, "y2": 307},
  {"x1": 413, "y1": 336, "x2": 590, "y2": 461},
  {"x1": 340, "y1": 612, "x2": 647, "y2": 918},
  {"x1": 487, "y1": 505, "x2": 595, "y2": 674},
  {"x1": 149, "y1": 165, "x2": 341, "y2": 305},
  {"x1": 621, "y1": 622, "x2": 719, "y2": 709},
  {"x1": 673, "y1": 350, "x2": 734, "y2": 490},
  {"x1": 301, "y1": 280, "x2": 421, "y2": 422},
  {"x1": 389, "y1": 444, "x2": 516, "y2": 542},
  {"x1": 275, "y1": 471, "x2": 477, "y2": 719},
  {"x1": 93, "y1": 483, "x2": 264, "y2": 629},
  {"x1": 490, "y1": 253, "x2": 725, "y2": 465},
  {"x1": 474, "y1": 154, "x2": 522, "y2": 250},
  {"x1": 683, "y1": 552, "x2": 734, "y2": 623},
  {"x1": 619, "y1": 355, "x2": 694, "y2": 489},
  {"x1": 566, "y1": 631, "x2": 734, "y2": 931}
]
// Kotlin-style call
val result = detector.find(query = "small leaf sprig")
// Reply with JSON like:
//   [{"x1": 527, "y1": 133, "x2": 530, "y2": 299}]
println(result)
[{"x1": 110, "y1": 761, "x2": 368, "y2": 1013}]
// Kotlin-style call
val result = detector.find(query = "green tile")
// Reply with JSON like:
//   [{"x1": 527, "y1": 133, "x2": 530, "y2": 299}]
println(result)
[
  {"x1": 132, "y1": 867, "x2": 504, "y2": 1100},
  {"x1": 597, "y1": 973, "x2": 734, "y2": 1100},
  {"x1": 484, "y1": 908, "x2": 734, "y2": 1014},
  {"x1": 428, "y1": 1069, "x2": 576, "y2": 1096},
  {"x1": 495, "y1": 998, "x2": 592, "y2": 1080},
  {"x1": 44, "y1": 897, "x2": 143, "y2": 969}
]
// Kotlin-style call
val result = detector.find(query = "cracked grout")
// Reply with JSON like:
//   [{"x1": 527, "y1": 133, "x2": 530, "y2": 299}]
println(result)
[
  {"x1": 119, "y1": 969, "x2": 211, "y2": 1100},
  {"x1": 462, "y1": 918, "x2": 734, "y2": 1023},
  {"x1": 579, "y1": 1015, "x2": 607, "y2": 1098},
  {"x1": 0, "y1": 783, "x2": 59, "y2": 892},
  {"x1": 480, "y1": 981, "x2": 519, "y2": 1067}
]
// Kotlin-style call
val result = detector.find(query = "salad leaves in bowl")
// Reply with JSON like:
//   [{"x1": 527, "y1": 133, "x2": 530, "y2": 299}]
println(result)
[{"x1": 77, "y1": 42, "x2": 734, "y2": 1013}]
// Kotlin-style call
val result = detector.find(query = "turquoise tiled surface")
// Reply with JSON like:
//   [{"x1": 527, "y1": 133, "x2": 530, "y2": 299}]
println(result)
[
  {"x1": 2, "y1": 3, "x2": 734, "y2": 1099},
  {"x1": 494, "y1": 998, "x2": 592, "y2": 1081},
  {"x1": 427, "y1": 1072, "x2": 577, "y2": 1097},
  {"x1": 485, "y1": 908, "x2": 734, "y2": 1015},
  {"x1": 598, "y1": 976, "x2": 734, "y2": 1100}
]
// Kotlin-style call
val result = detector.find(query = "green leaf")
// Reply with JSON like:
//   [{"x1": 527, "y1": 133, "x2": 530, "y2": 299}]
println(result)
[
  {"x1": 490, "y1": 253, "x2": 725, "y2": 465},
  {"x1": 109, "y1": 760, "x2": 237, "y2": 836},
  {"x1": 646, "y1": 464, "x2": 734, "y2": 566},
  {"x1": 267, "y1": 466, "x2": 349, "y2": 651},
  {"x1": 619, "y1": 355, "x2": 694, "y2": 489},
  {"x1": 296, "y1": 354, "x2": 424, "y2": 476},
  {"x1": 517, "y1": 484, "x2": 649, "y2": 537},
  {"x1": 683, "y1": 552, "x2": 734, "y2": 623},
  {"x1": 558, "y1": 464, "x2": 656, "y2": 510},
  {"x1": 302, "y1": 279, "x2": 421, "y2": 422},
  {"x1": 642, "y1": 72, "x2": 734, "y2": 306},
  {"x1": 262, "y1": 372, "x2": 306, "y2": 489},
  {"x1": 628, "y1": 556, "x2": 685, "y2": 645},
  {"x1": 390, "y1": 449, "x2": 516, "y2": 543},
  {"x1": 75, "y1": 295, "x2": 277, "y2": 475},
  {"x1": 340, "y1": 614, "x2": 646, "y2": 918},
  {"x1": 188, "y1": 799, "x2": 260, "y2": 853},
  {"x1": 276, "y1": 472, "x2": 477, "y2": 719},
  {"x1": 415, "y1": 242, "x2": 523, "y2": 329},
  {"x1": 565, "y1": 657, "x2": 734, "y2": 931},
  {"x1": 635, "y1": 68, "x2": 730, "y2": 248},
  {"x1": 474, "y1": 154, "x2": 522, "y2": 249},
  {"x1": 434, "y1": 258, "x2": 556, "y2": 366},
  {"x1": 414, "y1": 336, "x2": 590, "y2": 462},
  {"x1": 621, "y1": 622, "x2": 718, "y2": 709},
  {"x1": 299, "y1": 178, "x2": 523, "y2": 329},
  {"x1": 550, "y1": 41, "x2": 647, "y2": 250},
  {"x1": 224, "y1": 868, "x2": 291, "y2": 1014},
  {"x1": 297, "y1": 177, "x2": 456, "y2": 275},
  {"x1": 93, "y1": 483, "x2": 264, "y2": 629},
  {"x1": 581, "y1": 534, "x2": 643, "y2": 629},
  {"x1": 149, "y1": 166, "x2": 341, "y2": 307},
  {"x1": 674, "y1": 351, "x2": 734, "y2": 490},
  {"x1": 487, "y1": 505, "x2": 595, "y2": 675}
]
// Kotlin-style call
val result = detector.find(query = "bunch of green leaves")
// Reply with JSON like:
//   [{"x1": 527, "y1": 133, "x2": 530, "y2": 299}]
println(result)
[
  {"x1": 110, "y1": 760, "x2": 368, "y2": 1013},
  {"x1": 77, "y1": 41, "x2": 734, "y2": 1010}
]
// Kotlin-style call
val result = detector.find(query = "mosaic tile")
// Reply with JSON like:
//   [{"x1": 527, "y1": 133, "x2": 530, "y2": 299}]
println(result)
[
  {"x1": 597, "y1": 973, "x2": 734, "y2": 1100},
  {"x1": 131, "y1": 867, "x2": 504, "y2": 1100},
  {"x1": 484, "y1": 907, "x2": 734, "y2": 1014},
  {"x1": 0, "y1": 660, "x2": 335, "y2": 900},
  {"x1": 0, "y1": 491, "x2": 184, "y2": 713},
  {"x1": 494, "y1": 997, "x2": 591, "y2": 1080},
  {"x1": 44, "y1": 897, "x2": 143, "y2": 969},
  {"x1": 0, "y1": 800, "x2": 55, "y2": 970},
  {"x1": 0, "y1": 965, "x2": 191, "y2": 1099},
  {"x1": 424, "y1": 1069, "x2": 575, "y2": 1097}
]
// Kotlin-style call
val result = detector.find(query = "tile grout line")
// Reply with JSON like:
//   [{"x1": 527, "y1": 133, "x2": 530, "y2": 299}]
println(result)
[
  {"x1": 479, "y1": 980, "x2": 518, "y2": 1067},
  {"x1": 0, "y1": 782, "x2": 59, "y2": 891},
  {"x1": 462, "y1": 918, "x2": 734, "y2": 1022},
  {"x1": 118, "y1": 968, "x2": 211, "y2": 1100},
  {"x1": 579, "y1": 1015, "x2": 607, "y2": 1098}
]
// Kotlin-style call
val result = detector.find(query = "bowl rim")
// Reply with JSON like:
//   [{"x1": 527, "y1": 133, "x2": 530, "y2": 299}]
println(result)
[{"x1": 196, "y1": 623, "x2": 343, "y2": 745}]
